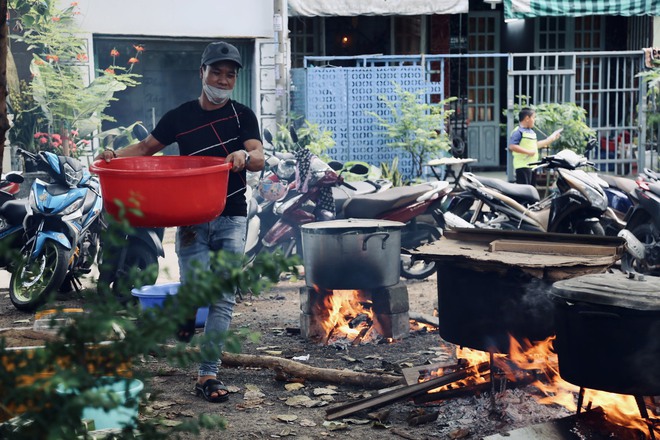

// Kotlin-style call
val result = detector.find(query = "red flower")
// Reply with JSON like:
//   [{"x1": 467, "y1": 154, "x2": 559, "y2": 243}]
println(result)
[
  {"x1": 133, "y1": 44, "x2": 145, "y2": 53},
  {"x1": 110, "y1": 48, "x2": 120, "y2": 57},
  {"x1": 52, "y1": 134, "x2": 61, "y2": 141},
  {"x1": 39, "y1": 137, "x2": 48, "y2": 144},
  {"x1": 71, "y1": 2, "x2": 79, "y2": 6},
  {"x1": 128, "y1": 57, "x2": 139, "y2": 64},
  {"x1": 52, "y1": 16, "x2": 61, "y2": 22},
  {"x1": 76, "y1": 53, "x2": 88, "y2": 62},
  {"x1": 70, "y1": 129, "x2": 79, "y2": 136},
  {"x1": 46, "y1": 54, "x2": 59, "y2": 62},
  {"x1": 52, "y1": 141, "x2": 61, "y2": 148},
  {"x1": 34, "y1": 59, "x2": 45, "y2": 66},
  {"x1": 104, "y1": 68, "x2": 115, "y2": 75}
]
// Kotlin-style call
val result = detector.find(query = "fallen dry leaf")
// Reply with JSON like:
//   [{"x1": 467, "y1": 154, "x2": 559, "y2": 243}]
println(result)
[
  {"x1": 448, "y1": 428, "x2": 471, "y2": 439},
  {"x1": 313, "y1": 388, "x2": 337, "y2": 396},
  {"x1": 322, "y1": 421, "x2": 348, "y2": 431},
  {"x1": 285, "y1": 383, "x2": 305, "y2": 391},
  {"x1": 299, "y1": 419, "x2": 317, "y2": 427},
  {"x1": 275, "y1": 414, "x2": 298, "y2": 423}
]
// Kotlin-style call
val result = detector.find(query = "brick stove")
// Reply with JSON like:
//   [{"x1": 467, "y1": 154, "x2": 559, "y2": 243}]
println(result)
[{"x1": 299, "y1": 282, "x2": 410, "y2": 342}]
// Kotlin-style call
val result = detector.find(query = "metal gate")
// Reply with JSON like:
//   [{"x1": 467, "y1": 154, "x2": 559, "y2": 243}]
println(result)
[{"x1": 506, "y1": 50, "x2": 652, "y2": 179}]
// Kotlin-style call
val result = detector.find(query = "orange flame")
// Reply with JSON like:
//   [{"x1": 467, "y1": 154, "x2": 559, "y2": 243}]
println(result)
[
  {"x1": 426, "y1": 335, "x2": 654, "y2": 435},
  {"x1": 319, "y1": 290, "x2": 374, "y2": 343}
]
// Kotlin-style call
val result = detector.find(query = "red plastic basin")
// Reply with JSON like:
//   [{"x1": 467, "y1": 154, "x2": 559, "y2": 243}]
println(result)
[{"x1": 90, "y1": 156, "x2": 232, "y2": 227}]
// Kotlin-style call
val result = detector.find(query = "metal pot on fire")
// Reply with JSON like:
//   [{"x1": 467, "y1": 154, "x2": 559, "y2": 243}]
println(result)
[
  {"x1": 551, "y1": 272, "x2": 660, "y2": 396},
  {"x1": 301, "y1": 219, "x2": 405, "y2": 290}
]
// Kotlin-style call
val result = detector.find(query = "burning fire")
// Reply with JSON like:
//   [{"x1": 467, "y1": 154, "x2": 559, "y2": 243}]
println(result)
[
  {"x1": 424, "y1": 335, "x2": 655, "y2": 435},
  {"x1": 319, "y1": 290, "x2": 375, "y2": 343}
]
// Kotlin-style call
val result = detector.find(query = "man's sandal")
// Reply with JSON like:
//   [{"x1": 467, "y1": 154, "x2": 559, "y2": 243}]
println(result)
[{"x1": 195, "y1": 378, "x2": 229, "y2": 403}]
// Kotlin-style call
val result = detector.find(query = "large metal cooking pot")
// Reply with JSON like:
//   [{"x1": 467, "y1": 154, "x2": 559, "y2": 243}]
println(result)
[
  {"x1": 552, "y1": 273, "x2": 660, "y2": 396},
  {"x1": 436, "y1": 261, "x2": 555, "y2": 353},
  {"x1": 301, "y1": 219, "x2": 405, "y2": 290}
]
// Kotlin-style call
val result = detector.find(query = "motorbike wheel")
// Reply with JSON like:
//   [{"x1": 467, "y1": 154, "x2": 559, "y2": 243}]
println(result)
[
  {"x1": 400, "y1": 223, "x2": 441, "y2": 280},
  {"x1": 620, "y1": 223, "x2": 659, "y2": 275},
  {"x1": 97, "y1": 241, "x2": 159, "y2": 304},
  {"x1": 9, "y1": 241, "x2": 70, "y2": 312}
]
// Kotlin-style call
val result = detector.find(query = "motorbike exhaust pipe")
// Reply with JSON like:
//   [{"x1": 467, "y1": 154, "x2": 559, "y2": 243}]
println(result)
[{"x1": 617, "y1": 229, "x2": 646, "y2": 261}]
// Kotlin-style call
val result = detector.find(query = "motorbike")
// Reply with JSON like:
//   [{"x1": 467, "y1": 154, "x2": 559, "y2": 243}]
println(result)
[
  {"x1": 245, "y1": 130, "x2": 392, "y2": 262},
  {"x1": 444, "y1": 149, "x2": 608, "y2": 234},
  {"x1": 0, "y1": 172, "x2": 28, "y2": 271},
  {"x1": 10, "y1": 149, "x2": 105, "y2": 311},
  {"x1": 617, "y1": 178, "x2": 660, "y2": 275},
  {"x1": 0, "y1": 171, "x2": 23, "y2": 196},
  {"x1": 259, "y1": 140, "x2": 449, "y2": 279}
]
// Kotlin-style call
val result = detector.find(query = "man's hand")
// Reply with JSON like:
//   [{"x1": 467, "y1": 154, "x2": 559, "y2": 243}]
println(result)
[
  {"x1": 227, "y1": 150, "x2": 249, "y2": 172},
  {"x1": 95, "y1": 149, "x2": 117, "y2": 163}
]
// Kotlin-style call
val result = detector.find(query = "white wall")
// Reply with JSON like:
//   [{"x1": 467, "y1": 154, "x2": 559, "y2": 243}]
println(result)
[{"x1": 71, "y1": 0, "x2": 273, "y2": 38}]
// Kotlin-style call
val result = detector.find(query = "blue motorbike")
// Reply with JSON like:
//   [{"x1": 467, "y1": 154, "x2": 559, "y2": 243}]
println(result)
[{"x1": 10, "y1": 149, "x2": 104, "y2": 311}]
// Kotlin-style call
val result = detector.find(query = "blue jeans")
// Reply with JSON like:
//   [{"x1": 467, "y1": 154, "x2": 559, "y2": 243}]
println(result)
[{"x1": 175, "y1": 215, "x2": 247, "y2": 378}]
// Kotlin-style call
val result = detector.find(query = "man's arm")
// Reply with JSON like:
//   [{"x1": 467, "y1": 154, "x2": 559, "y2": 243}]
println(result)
[{"x1": 96, "y1": 134, "x2": 165, "y2": 161}]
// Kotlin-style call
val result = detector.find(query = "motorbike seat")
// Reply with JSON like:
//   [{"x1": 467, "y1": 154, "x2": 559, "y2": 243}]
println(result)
[
  {"x1": 599, "y1": 174, "x2": 637, "y2": 195},
  {"x1": 476, "y1": 176, "x2": 540, "y2": 205},
  {"x1": 332, "y1": 181, "x2": 384, "y2": 214},
  {"x1": 0, "y1": 199, "x2": 28, "y2": 226},
  {"x1": 342, "y1": 184, "x2": 435, "y2": 219}
]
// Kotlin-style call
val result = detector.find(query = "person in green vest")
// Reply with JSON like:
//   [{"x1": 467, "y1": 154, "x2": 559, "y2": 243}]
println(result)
[{"x1": 508, "y1": 107, "x2": 561, "y2": 185}]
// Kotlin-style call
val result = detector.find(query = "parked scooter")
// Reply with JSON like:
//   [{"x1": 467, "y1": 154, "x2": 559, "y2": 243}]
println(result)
[
  {"x1": 259, "y1": 144, "x2": 449, "y2": 279},
  {"x1": 0, "y1": 172, "x2": 28, "y2": 272},
  {"x1": 444, "y1": 149, "x2": 607, "y2": 234},
  {"x1": 10, "y1": 149, "x2": 105, "y2": 311},
  {"x1": 617, "y1": 178, "x2": 660, "y2": 275},
  {"x1": 0, "y1": 171, "x2": 23, "y2": 197}
]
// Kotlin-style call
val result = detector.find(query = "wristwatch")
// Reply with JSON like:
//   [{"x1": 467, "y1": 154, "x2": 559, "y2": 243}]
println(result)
[{"x1": 242, "y1": 150, "x2": 251, "y2": 165}]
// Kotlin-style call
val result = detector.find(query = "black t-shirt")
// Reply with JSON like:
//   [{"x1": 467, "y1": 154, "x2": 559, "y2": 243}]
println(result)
[{"x1": 151, "y1": 99, "x2": 261, "y2": 217}]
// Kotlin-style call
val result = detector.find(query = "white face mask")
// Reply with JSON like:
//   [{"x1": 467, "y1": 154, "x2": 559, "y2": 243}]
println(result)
[{"x1": 203, "y1": 83, "x2": 233, "y2": 105}]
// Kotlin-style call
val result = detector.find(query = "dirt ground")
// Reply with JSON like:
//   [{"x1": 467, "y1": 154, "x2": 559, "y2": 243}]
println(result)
[{"x1": 0, "y1": 230, "x2": 613, "y2": 439}]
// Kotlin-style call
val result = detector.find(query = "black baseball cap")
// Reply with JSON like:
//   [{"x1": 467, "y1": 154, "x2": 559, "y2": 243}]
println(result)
[{"x1": 201, "y1": 41, "x2": 243, "y2": 69}]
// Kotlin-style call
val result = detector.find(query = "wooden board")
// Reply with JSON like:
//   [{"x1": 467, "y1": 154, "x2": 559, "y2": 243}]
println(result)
[{"x1": 488, "y1": 239, "x2": 619, "y2": 256}]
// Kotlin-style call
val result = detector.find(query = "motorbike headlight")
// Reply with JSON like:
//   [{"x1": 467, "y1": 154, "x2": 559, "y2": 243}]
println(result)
[
  {"x1": 63, "y1": 162, "x2": 83, "y2": 187},
  {"x1": 582, "y1": 184, "x2": 607, "y2": 211},
  {"x1": 28, "y1": 190, "x2": 37, "y2": 211}
]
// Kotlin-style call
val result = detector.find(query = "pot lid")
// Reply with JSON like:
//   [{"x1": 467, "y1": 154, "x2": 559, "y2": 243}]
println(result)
[
  {"x1": 552, "y1": 272, "x2": 660, "y2": 311},
  {"x1": 301, "y1": 218, "x2": 405, "y2": 232}
]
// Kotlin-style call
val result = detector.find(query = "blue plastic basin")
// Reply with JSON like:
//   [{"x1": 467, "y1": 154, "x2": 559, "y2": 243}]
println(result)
[{"x1": 131, "y1": 282, "x2": 208, "y2": 328}]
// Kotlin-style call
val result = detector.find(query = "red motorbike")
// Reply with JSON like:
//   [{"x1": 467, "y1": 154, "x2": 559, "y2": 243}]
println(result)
[{"x1": 260, "y1": 150, "x2": 450, "y2": 279}]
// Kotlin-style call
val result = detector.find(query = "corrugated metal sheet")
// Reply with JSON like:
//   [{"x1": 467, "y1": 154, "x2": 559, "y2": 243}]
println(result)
[{"x1": 288, "y1": 0, "x2": 468, "y2": 17}]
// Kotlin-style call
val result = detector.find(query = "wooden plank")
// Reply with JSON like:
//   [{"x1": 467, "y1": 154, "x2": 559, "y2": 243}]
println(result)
[
  {"x1": 400, "y1": 361, "x2": 455, "y2": 386},
  {"x1": 325, "y1": 362, "x2": 489, "y2": 421},
  {"x1": 488, "y1": 239, "x2": 619, "y2": 256}
]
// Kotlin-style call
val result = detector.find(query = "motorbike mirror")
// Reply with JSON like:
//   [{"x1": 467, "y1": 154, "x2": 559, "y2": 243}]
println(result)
[
  {"x1": 4, "y1": 172, "x2": 24, "y2": 184},
  {"x1": 132, "y1": 123, "x2": 149, "y2": 141},
  {"x1": 327, "y1": 160, "x2": 343, "y2": 171},
  {"x1": 289, "y1": 126, "x2": 299, "y2": 144},
  {"x1": 585, "y1": 137, "x2": 598, "y2": 153},
  {"x1": 348, "y1": 163, "x2": 369, "y2": 176},
  {"x1": 263, "y1": 129, "x2": 273, "y2": 144}
]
